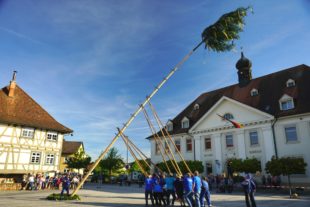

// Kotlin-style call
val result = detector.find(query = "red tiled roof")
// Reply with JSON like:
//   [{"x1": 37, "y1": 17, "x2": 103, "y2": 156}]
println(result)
[
  {"x1": 148, "y1": 64, "x2": 310, "y2": 137},
  {"x1": 0, "y1": 84, "x2": 72, "y2": 133},
  {"x1": 62, "y1": 140, "x2": 83, "y2": 155}
]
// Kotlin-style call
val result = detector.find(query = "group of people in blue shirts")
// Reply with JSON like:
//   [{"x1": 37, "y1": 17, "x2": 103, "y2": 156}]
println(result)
[{"x1": 144, "y1": 171, "x2": 212, "y2": 207}]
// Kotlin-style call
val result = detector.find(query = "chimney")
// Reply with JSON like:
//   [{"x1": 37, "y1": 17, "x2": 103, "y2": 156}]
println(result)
[{"x1": 8, "y1": 71, "x2": 17, "y2": 97}]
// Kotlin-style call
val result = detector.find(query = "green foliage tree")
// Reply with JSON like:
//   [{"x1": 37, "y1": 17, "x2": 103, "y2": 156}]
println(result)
[
  {"x1": 243, "y1": 158, "x2": 261, "y2": 173},
  {"x1": 229, "y1": 157, "x2": 261, "y2": 174},
  {"x1": 265, "y1": 156, "x2": 307, "y2": 197},
  {"x1": 129, "y1": 159, "x2": 150, "y2": 173},
  {"x1": 99, "y1": 147, "x2": 124, "y2": 178},
  {"x1": 66, "y1": 150, "x2": 91, "y2": 174}
]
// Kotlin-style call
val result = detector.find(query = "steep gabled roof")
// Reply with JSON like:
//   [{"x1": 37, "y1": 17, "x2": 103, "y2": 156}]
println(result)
[
  {"x1": 148, "y1": 64, "x2": 310, "y2": 137},
  {"x1": 0, "y1": 84, "x2": 72, "y2": 133},
  {"x1": 62, "y1": 140, "x2": 83, "y2": 155}
]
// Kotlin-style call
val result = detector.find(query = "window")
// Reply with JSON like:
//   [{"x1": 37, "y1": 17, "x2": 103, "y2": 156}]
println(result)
[
  {"x1": 186, "y1": 138, "x2": 192, "y2": 152},
  {"x1": 251, "y1": 88, "x2": 259, "y2": 96},
  {"x1": 167, "y1": 122, "x2": 173, "y2": 132},
  {"x1": 45, "y1": 154, "x2": 55, "y2": 165},
  {"x1": 223, "y1": 113, "x2": 234, "y2": 120},
  {"x1": 30, "y1": 152, "x2": 41, "y2": 164},
  {"x1": 182, "y1": 118, "x2": 190, "y2": 129},
  {"x1": 226, "y1": 134, "x2": 234, "y2": 147},
  {"x1": 194, "y1": 103, "x2": 200, "y2": 110},
  {"x1": 205, "y1": 138, "x2": 211, "y2": 150},
  {"x1": 281, "y1": 99, "x2": 294, "y2": 110},
  {"x1": 249, "y1": 131, "x2": 259, "y2": 146},
  {"x1": 22, "y1": 128, "x2": 34, "y2": 138},
  {"x1": 155, "y1": 142, "x2": 160, "y2": 155},
  {"x1": 285, "y1": 126, "x2": 298, "y2": 142},
  {"x1": 47, "y1": 132, "x2": 58, "y2": 141},
  {"x1": 286, "y1": 79, "x2": 295, "y2": 87},
  {"x1": 175, "y1": 140, "x2": 181, "y2": 152}
]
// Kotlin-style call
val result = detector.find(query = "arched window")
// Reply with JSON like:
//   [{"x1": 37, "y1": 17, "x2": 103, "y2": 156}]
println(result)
[
  {"x1": 223, "y1": 113, "x2": 234, "y2": 120},
  {"x1": 279, "y1": 94, "x2": 294, "y2": 111}
]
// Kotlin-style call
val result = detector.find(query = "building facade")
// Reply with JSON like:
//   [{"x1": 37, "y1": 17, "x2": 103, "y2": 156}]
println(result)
[
  {"x1": 149, "y1": 54, "x2": 310, "y2": 184},
  {"x1": 0, "y1": 72, "x2": 72, "y2": 183},
  {"x1": 59, "y1": 140, "x2": 85, "y2": 174}
]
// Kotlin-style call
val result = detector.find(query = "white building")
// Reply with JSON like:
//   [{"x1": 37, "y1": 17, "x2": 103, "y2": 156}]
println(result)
[
  {"x1": 149, "y1": 53, "x2": 310, "y2": 184},
  {"x1": 0, "y1": 72, "x2": 72, "y2": 183}
]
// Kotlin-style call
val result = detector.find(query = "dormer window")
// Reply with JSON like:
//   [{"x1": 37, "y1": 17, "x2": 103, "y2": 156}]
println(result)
[
  {"x1": 279, "y1": 94, "x2": 294, "y2": 111},
  {"x1": 194, "y1": 103, "x2": 200, "y2": 110},
  {"x1": 166, "y1": 121, "x2": 173, "y2": 132},
  {"x1": 250, "y1": 88, "x2": 259, "y2": 96},
  {"x1": 181, "y1": 117, "x2": 189, "y2": 129},
  {"x1": 286, "y1": 79, "x2": 295, "y2": 87}
]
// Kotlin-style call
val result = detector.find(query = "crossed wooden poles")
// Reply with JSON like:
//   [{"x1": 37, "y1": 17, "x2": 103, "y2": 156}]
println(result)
[{"x1": 71, "y1": 40, "x2": 204, "y2": 197}]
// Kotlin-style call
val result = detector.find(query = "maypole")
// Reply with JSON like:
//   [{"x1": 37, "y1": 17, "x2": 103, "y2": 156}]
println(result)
[{"x1": 71, "y1": 6, "x2": 252, "y2": 197}]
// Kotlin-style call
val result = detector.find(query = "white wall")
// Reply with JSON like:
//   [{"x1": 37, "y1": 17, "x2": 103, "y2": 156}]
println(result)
[{"x1": 0, "y1": 124, "x2": 64, "y2": 174}]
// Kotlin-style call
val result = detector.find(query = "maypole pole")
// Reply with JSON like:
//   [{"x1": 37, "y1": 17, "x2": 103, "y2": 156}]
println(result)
[{"x1": 71, "y1": 6, "x2": 252, "y2": 197}]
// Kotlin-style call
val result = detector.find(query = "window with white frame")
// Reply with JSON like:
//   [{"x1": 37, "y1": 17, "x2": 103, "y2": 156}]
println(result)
[
  {"x1": 166, "y1": 121, "x2": 173, "y2": 132},
  {"x1": 45, "y1": 154, "x2": 55, "y2": 165},
  {"x1": 250, "y1": 88, "x2": 259, "y2": 96},
  {"x1": 175, "y1": 140, "x2": 181, "y2": 152},
  {"x1": 226, "y1": 134, "x2": 234, "y2": 147},
  {"x1": 286, "y1": 79, "x2": 295, "y2": 87},
  {"x1": 285, "y1": 126, "x2": 298, "y2": 142},
  {"x1": 181, "y1": 117, "x2": 189, "y2": 129},
  {"x1": 47, "y1": 132, "x2": 58, "y2": 141},
  {"x1": 182, "y1": 117, "x2": 189, "y2": 129},
  {"x1": 186, "y1": 138, "x2": 192, "y2": 152},
  {"x1": 21, "y1": 128, "x2": 34, "y2": 138},
  {"x1": 279, "y1": 94, "x2": 294, "y2": 111},
  {"x1": 249, "y1": 131, "x2": 259, "y2": 146},
  {"x1": 30, "y1": 152, "x2": 41, "y2": 164},
  {"x1": 205, "y1": 137, "x2": 211, "y2": 150}
]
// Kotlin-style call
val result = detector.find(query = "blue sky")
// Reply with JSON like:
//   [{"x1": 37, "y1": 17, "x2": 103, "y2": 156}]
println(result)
[{"x1": 0, "y1": 0, "x2": 309, "y2": 161}]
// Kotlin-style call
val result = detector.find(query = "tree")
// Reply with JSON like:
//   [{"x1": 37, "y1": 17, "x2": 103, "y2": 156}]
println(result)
[
  {"x1": 265, "y1": 156, "x2": 307, "y2": 198},
  {"x1": 129, "y1": 159, "x2": 150, "y2": 173},
  {"x1": 229, "y1": 157, "x2": 261, "y2": 174},
  {"x1": 66, "y1": 150, "x2": 91, "y2": 174},
  {"x1": 99, "y1": 147, "x2": 124, "y2": 178}
]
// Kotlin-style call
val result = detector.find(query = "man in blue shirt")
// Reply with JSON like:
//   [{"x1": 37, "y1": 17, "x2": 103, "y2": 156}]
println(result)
[
  {"x1": 183, "y1": 173, "x2": 194, "y2": 207},
  {"x1": 193, "y1": 171, "x2": 202, "y2": 207},
  {"x1": 165, "y1": 173, "x2": 176, "y2": 205},
  {"x1": 144, "y1": 174, "x2": 154, "y2": 206},
  {"x1": 60, "y1": 174, "x2": 70, "y2": 196},
  {"x1": 200, "y1": 176, "x2": 212, "y2": 207}
]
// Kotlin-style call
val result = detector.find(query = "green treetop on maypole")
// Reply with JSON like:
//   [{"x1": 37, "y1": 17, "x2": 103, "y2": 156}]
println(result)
[{"x1": 202, "y1": 6, "x2": 253, "y2": 52}]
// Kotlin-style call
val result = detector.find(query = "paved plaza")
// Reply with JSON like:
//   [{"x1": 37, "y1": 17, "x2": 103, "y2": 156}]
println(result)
[{"x1": 0, "y1": 184, "x2": 309, "y2": 207}]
